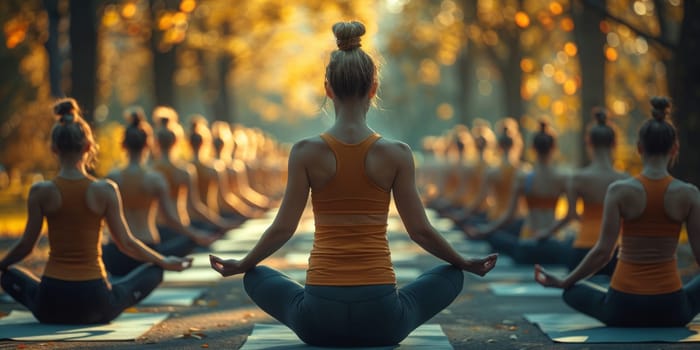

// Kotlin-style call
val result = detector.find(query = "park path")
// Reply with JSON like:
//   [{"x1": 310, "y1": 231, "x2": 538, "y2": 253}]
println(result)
[{"x1": 1, "y1": 205, "x2": 699, "y2": 349}]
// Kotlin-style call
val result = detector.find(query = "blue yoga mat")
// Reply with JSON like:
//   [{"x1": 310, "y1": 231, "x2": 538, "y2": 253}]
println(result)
[{"x1": 525, "y1": 313, "x2": 700, "y2": 343}]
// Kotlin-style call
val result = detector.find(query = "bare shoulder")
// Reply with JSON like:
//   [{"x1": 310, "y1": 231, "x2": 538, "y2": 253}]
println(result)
[
  {"x1": 290, "y1": 135, "x2": 332, "y2": 162},
  {"x1": 28, "y1": 180, "x2": 58, "y2": 199},
  {"x1": 373, "y1": 137, "x2": 412, "y2": 158},
  {"x1": 669, "y1": 178, "x2": 700, "y2": 200},
  {"x1": 90, "y1": 178, "x2": 120, "y2": 195},
  {"x1": 606, "y1": 177, "x2": 640, "y2": 197}
]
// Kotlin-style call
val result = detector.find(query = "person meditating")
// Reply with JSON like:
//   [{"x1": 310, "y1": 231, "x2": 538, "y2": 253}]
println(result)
[
  {"x1": 209, "y1": 21, "x2": 497, "y2": 346},
  {"x1": 536, "y1": 97, "x2": 700, "y2": 327},
  {"x1": 0, "y1": 98, "x2": 192, "y2": 324}
]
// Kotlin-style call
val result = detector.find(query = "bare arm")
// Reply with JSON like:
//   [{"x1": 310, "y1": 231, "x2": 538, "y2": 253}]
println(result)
[
  {"x1": 685, "y1": 185, "x2": 700, "y2": 266},
  {"x1": 153, "y1": 174, "x2": 217, "y2": 245},
  {"x1": 211, "y1": 140, "x2": 310, "y2": 276},
  {"x1": 536, "y1": 181, "x2": 622, "y2": 288},
  {"x1": 184, "y1": 166, "x2": 228, "y2": 229},
  {"x1": 0, "y1": 184, "x2": 45, "y2": 270},
  {"x1": 393, "y1": 143, "x2": 496, "y2": 275}
]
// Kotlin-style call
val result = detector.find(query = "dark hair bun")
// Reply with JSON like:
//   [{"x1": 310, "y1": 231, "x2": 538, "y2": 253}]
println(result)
[
  {"x1": 333, "y1": 21, "x2": 365, "y2": 51},
  {"x1": 538, "y1": 120, "x2": 547, "y2": 133},
  {"x1": 53, "y1": 98, "x2": 79, "y2": 117},
  {"x1": 125, "y1": 107, "x2": 145, "y2": 127},
  {"x1": 650, "y1": 96, "x2": 670, "y2": 121},
  {"x1": 592, "y1": 107, "x2": 607, "y2": 126}
]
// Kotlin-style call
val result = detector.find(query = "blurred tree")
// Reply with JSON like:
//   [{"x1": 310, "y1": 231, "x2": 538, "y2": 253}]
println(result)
[
  {"x1": 69, "y1": 0, "x2": 99, "y2": 123},
  {"x1": 149, "y1": 0, "x2": 180, "y2": 108},
  {"x1": 43, "y1": 0, "x2": 62, "y2": 97}
]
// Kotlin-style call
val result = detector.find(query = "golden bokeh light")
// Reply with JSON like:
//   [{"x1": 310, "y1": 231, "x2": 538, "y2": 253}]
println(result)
[
  {"x1": 549, "y1": 2, "x2": 563, "y2": 15},
  {"x1": 520, "y1": 58, "x2": 535, "y2": 73},
  {"x1": 605, "y1": 47, "x2": 618, "y2": 61},
  {"x1": 437, "y1": 103, "x2": 454, "y2": 120},
  {"x1": 563, "y1": 42, "x2": 577, "y2": 56},
  {"x1": 563, "y1": 79, "x2": 577, "y2": 95},
  {"x1": 560, "y1": 17, "x2": 574, "y2": 32},
  {"x1": 514, "y1": 11, "x2": 530, "y2": 28},
  {"x1": 121, "y1": 3, "x2": 137, "y2": 19},
  {"x1": 180, "y1": 0, "x2": 197, "y2": 13}
]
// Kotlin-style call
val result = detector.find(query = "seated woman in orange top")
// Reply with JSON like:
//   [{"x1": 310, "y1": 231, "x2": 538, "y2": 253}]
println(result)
[
  {"x1": 188, "y1": 117, "x2": 263, "y2": 223},
  {"x1": 537, "y1": 109, "x2": 627, "y2": 274},
  {"x1": 209, "y1": 21, "x2": 497, "y2": 347},
  {"x1": 536, "y1": 97, "x2": 700, "y2": 326},
  {"x1": 466, "y1": 121, "x2": 570, "y2": 265},
  {"x1": 449, "y1": 121, "x2": 522, "y2": 229},
  {"x1": 211, "y1": 121, "x2": 273, "y2": 213},
  {"x1": 0, "y1": 99, "x2": 191, "y2": 324},
  {"x1": 150, "y1": 111, "x2": 236, "y2": 239},
  {"x1": 102, "y1": 108, "x2": 217, "y2": 276}
]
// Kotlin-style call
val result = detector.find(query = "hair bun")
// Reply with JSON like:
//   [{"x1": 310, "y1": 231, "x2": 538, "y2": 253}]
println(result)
[
  {"x1": 333, "y1": 21, "x2": 365, "y2": 51},
  {"x1": 650, "y1": 96, "x2": 670, "y2": 121},
  {"x1": 53, "y1": 98, "x2": 79, "y2": 118},
  {"x1": 125, "y1": 107, "x2": 145, "y2": 127},
  {"x1": 592, "y1": 107, "x2": 607, "y2": 126},
  {"x1": 538, "y1": 120, "x2": 547, "y2": 133}
]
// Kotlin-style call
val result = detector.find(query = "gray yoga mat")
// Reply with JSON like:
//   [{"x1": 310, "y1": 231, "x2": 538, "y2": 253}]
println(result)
[
  {"x1": 525, "y1": 313, "x2": 700, "y2": 343},
  {"x1": 488, "y1": 282, "x2": 562, "y2": 297},
  {"x1": 163, "y1": 267, "x2": 224, "y2": 283},
  {"x1": 240, "y1": 323, "x2": 452, "y2": 349},
  {"x1": 476, "y1": 266, "x2": 567, "y2": 281},
  {"x1": 138, "y1": 287, "x2": 205, "y2": 306},
  {"x1": 0, "y1": 310, "x2": 168, "y2": 341}
]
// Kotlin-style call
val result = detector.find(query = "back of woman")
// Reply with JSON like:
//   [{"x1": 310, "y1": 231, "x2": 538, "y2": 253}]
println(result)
[
  {"x1": 209, "y1": 21, "x2": 497, "y2": 347},
  {"x1": 536, "y1": 97, "x2": 700, "y2": 327}
]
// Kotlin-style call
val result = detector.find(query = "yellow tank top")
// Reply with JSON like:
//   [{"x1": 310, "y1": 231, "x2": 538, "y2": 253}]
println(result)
[
  {"x1": 44, "y1": 177, "x2": 107, "y2": 281},
  {"x1": 307, "y1": 133, "x2": 395, "y2": 286}
]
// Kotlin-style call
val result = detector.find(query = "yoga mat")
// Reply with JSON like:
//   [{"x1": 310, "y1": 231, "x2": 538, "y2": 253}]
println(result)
[
  {"x1": 138, "y1": 287, "x2": 205, "y2": 306},
  {"x1": 241, "y1": 323, "x2": 452, "y2": 349},
  {"x1": 477, "y1": 266, "x2": 568, "y2": 281},
  {"x1": 163, "y1": 267, "x2": 223, "y2": 283},
  {"x1": 488, "y1": 282, "x2": 562, "y2": 297},
  {"x1": 0, "y1": 310, "x2": 168, "y2": 341},
  {"x1": 524, "y1": 313, "x2": 700, "y2": 343}
]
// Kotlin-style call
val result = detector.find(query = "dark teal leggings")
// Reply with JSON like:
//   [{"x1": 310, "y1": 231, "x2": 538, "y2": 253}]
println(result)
[
  {"x1": 1, "y1": 264, "x2": 162, "y2": 324},
  {"x1": 243, "y1": 265, "x2": 464, "y2": 347},
  {"x1": 563, "y1": 277, "x2": 700, "y2": 327}
]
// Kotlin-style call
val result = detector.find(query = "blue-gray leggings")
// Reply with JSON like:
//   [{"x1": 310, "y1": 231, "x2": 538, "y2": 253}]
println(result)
[
  {"x1": 563, "y1": 277, "x2": 700, "y2": 327},
  {"x1": 0, "y1": 264, "x2": 162, "y2": 324},
  {"x1": 487, "y1": 229, "x2": 571, "y2": 265},
  {"x1": 243, "y1": 265, "x2": 464, "y2": 347}
]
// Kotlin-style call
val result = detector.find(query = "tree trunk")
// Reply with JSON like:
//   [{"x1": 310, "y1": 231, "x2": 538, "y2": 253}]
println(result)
[
  {"x1": 670, "y1": 0, "x2": 700, "y2": 186},
  {"x1": 149, "y1": 0, "x2": 179, "y2": 107},
  {"x1": 573, "y1": 0, "x2": 606, "y2": 166},
  {"x1": 44, "y1": 0, "x2": 62, "y2": 98},
  {"x1": 69, "y1": 0, "x2": 97, "y2": 123},
  {"x1": 213, "y1": 22, "x2": 233, "y2": 122},
  {"x1": 455, "y1": 0, "x2": 477, "y2": 125}
]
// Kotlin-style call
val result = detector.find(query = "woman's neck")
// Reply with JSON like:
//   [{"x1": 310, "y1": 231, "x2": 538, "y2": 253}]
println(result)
[
  {"x1": 589, "y1": 148, "x2": 614, "y2": 169},
  {"x1": 57, "y1": 157, "x2": 88, "y2": 178},
  {"x1": 641, "y1": 155, "x2": 671, "y2": 179},
  {"x1": 328, "y1": 98, "x2": 373, "y2": 141}
]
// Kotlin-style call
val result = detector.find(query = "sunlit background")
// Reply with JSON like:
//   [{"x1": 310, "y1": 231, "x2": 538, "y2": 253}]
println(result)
[{"x1": 1, "y1": 0, "x2": 698, "y2": 235}]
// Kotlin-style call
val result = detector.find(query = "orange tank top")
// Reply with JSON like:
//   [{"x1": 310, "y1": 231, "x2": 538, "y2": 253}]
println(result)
[
  {"x1": 573, "y1": 201, "x2": 604, "y2": 248},
  {"x1": 487, "y1": 163, "x2": 517, "y2": 220},
  {"x1": 610, "y1": 175, "x2": 683, "y2": 295},
  {"x1": 152, "y1": 160, "x2": 180, "y2": 199},
  {"x1": 44, "y1": 177, "x2": 107, "y2": 281},
  {"x1": 307, "y1": 133, "x2": 394, "y2": 286},
  {"x1": 119, "y1": 168, "x2": 157, "y2": 211},
  {"x1": 459, "y1": 161, "x2": 487, "y2": 207}
]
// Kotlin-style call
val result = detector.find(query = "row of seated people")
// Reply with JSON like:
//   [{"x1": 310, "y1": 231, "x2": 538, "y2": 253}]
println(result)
[
  {"x1": 0, "y1": 98, "x2": 285, "y2": 323},
  {"x1": 422, "y1": 98, "x2": 700, "y2": 327}
]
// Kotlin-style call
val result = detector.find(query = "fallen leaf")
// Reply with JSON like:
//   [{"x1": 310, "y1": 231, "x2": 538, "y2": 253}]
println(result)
[{"x1": 201, "y1": 344, "x2": 209, "y2": 348}]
